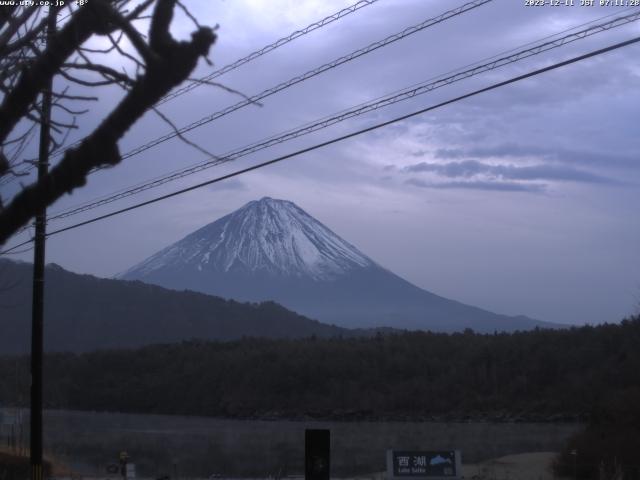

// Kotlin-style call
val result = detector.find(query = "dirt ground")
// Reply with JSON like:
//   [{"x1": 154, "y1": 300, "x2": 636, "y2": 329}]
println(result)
[
  {"x1": 359, "y1": 452, "x2": 562, "y2": 480},
  {"x1": 0, "y1": 446, "x2": 562, "y2": 480},
  {"x1": 462, "y1": 452, "x2": 560, "y2": 480}
]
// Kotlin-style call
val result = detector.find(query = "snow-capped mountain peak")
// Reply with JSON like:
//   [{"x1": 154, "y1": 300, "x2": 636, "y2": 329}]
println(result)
[
  {"x1": 121, "y1": 197, "x2": 375, "y2": 281},
  {"x1": 119, "y1": 197, "x2": 553, "y2": 332}
]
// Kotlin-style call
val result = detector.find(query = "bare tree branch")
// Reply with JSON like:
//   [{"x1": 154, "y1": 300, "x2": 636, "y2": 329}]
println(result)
[
  {"x1": 0, "y1": 9, "x2": 48, "y2": 56},
  {"x1": 102, "y1": 3, "x2": 159, "y2": 65},
  {"x1": 0, "y1": 0, "x2": 216, "y2": 244},
  {"x1": 0, "y1": 6, "x2": 38, "y2": 54},
  {"x1": 186, "y1": 77, "x2": 264, "y2": 106},
  {"x1": 0, "y1": 2, "x2": 108, "y2": 144},
  {"x1": 151, "y1": 105, "x2": 220, "y2": 159}
]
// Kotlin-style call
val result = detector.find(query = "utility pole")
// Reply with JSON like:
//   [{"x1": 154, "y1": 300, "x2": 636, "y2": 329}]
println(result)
[{"x1": 31, "y1": 8, "x2": 56, "y2": 480}]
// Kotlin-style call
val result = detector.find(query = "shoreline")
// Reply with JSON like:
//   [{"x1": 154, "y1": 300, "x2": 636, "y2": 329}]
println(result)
[{"x1": 3, "y1": 407, "x2": 588, "y2": 424}]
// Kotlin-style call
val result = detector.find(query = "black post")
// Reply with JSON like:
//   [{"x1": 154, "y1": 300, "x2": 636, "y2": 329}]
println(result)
[
  {"x1": 30, "y1": 8, "x2": 55, "y2": 480},
  {"x1": 119, "y1": 451, "x2": 129, "y2": 480},
  {"x1": 305, "y1": 429, "x2": 330, "y2": 480}
]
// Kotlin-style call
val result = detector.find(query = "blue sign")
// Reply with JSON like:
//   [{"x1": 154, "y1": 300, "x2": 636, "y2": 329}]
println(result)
[{"x1": 387, "y1": 450, "x2": 462, "y2": 480}]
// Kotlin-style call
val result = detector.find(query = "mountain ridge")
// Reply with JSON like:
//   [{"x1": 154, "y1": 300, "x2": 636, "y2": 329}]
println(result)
[
  {"x1": 121, "y1": 197, "x2": 561, "y2": 332},
  {"x1": 0, "y1": 259, "x2": 351, "y2": 354}
]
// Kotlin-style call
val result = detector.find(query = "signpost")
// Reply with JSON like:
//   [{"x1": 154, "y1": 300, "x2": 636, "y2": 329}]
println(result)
[
  {"x1": 119, "y1": 452, "x2": 129, "y2": 480},
  {"x1": 386, "y1": 451, "x2": 462, "y2": 480}
]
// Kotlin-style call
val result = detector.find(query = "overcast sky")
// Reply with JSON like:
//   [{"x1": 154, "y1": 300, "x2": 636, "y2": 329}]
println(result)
[{"x1": 2, "y1": 0, "x2": 640, "y2": 325}]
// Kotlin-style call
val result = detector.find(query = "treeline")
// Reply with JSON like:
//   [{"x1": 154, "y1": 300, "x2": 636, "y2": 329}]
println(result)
[{"x1": 1, "y1": 317, "x2": 639, "y2": 420}]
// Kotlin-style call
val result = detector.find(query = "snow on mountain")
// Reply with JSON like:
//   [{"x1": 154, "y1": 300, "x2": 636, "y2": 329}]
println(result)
[
  {"x1": 120, "y1": 197, "x2": 375, "y2": 281},
  {"x1": 120, "y1": 197, "x2": 559, "y2": 332}
]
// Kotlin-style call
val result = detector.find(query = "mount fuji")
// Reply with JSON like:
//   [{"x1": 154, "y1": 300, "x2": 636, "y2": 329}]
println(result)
[{"x1": 119, "y1": 197, "x2": 556, "y2": 332}]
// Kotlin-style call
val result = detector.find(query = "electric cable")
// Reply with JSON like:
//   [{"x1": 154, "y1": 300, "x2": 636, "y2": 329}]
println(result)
[
  {"x1": 0, "y1": 0, "x2": 382, "y2": 184},
  {"x1": 3, "y1": 32, "x2": 638, "y2": 254},
  {"x1": 43, "y1": 9, "x2": 640, "y2": 224},
  {"x1": 115, "y1": 0, "x2": 493, "y2": 163},
  {"x1": 158, "y1": 0, "x2": 382, "y2": 106},
  {"x1": 2, "y1": 0, "x2": 493, "y2": 187}
]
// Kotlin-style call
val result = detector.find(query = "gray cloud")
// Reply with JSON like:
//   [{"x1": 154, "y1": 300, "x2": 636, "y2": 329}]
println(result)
[
  {"x1": 433, "y1": 144, "x2": 638, "y2": 170},
  {"x1": 404, "y1": 160, "x2": 621, "y2": 185},
  {"x1": 207, "y1": 178, "x2": 248, "y2": 191},
  {"x1": 7, "y1": 0, "x2": 636, "y2": 327},
  {"x1": 405, "y1": 177, "x2": 546, "y2": 193}
]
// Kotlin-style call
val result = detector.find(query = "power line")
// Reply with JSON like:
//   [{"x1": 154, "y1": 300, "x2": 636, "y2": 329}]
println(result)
[
  {"x1": 3, "y1": 32, "x2": 637, "y2": 254},
  {"x1": 158, "y1": 0, "x2": 381, "y2": 106},
  {"x1": 43, "y1": 9, "x2": 640, "y2": 224},
  {"x1": 0, "y1": 245, "x2": 34, "y2": 255},
  {"x1": 115, "y1": 0, "x2": 492, "y2": 162},
  {"x1": 1, "y1": 0, "x2": 382, "y2": 185},
  {"x1": 3, "y1": 0, "x2": 493, "y2": 188},
  {"x1": 46, "y1": 6, "x2": 640, "y2": 217},
  {"x1": 2, "y1": 239, "x2": 35, "y2": 255}
]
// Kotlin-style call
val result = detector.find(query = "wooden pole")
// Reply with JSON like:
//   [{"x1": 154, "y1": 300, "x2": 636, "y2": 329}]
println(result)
[{"x1": 30, "y1": 8, "x2": 55, "y2": 480}]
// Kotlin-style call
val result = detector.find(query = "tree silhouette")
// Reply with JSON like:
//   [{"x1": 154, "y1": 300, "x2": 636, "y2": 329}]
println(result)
[{"x1": 0, "y1": 0, "x2": 216, "y2": 245}]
